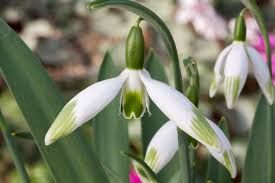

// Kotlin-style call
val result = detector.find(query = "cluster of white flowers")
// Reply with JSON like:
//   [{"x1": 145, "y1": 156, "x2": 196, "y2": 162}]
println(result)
[{"x1": 44, "y1": 4, "x2": 274, "y2": 182}]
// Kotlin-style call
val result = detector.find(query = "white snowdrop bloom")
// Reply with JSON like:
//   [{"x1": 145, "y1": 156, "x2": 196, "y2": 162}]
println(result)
[
  {"x1": 45, "y1": 21, "x2": 232, "y2": 180},
  {"x1": 144, "y1": 121, "x2": 237, "y2": 178},
  {"x1": 210, "y1": 14, "x2": 274, "y2": 108}
]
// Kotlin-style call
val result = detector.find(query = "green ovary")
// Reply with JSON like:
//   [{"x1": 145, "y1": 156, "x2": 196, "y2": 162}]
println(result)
[{"x1": 122, "y1": 91, "x2": 145, "y2": 119}]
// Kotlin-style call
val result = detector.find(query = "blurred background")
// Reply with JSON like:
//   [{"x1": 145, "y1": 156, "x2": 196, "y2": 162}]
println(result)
[{"x1": 0, "y1": 0, "x2": 275, "y2": 182}]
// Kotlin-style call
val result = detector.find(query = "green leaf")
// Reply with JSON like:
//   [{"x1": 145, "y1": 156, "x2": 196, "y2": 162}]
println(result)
[
  {"x1": 121, "y1": 151, "x2": 159, "y2": 183},
  {"x1": 0, "y1": 19, "x2": 108, "y2": 182},
  {"x1": 142, "y1": 50, "x2": 179, "y2": 182},
  {"x1": 242, "y1": 94, "x2": 275, "y2": 183},
  {"x1": 0, "y1": 111, "x2": 30, "y2": 183},
  {"x1": 94, "y1": 51, "x2": 129, "y2": 181},
  {"x1": 101, "y1": 161, "x2": 127, "y2": 183},
  {"x1": 206, "y1": 118, "x2": 231, "y2": 183}
]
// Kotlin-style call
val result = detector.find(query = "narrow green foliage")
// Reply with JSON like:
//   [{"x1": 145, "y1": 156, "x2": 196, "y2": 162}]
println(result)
[
  {"x1": 0, "y1": 19, "x2": 108, "y2": 182},
  {"x1": 94, "y1": 51, "x2": 129, "y2": 181},
  {"x1": 0, "y1": 111, "x2": 30, "y2": 183},
  {"x1": 242, "y1": 93, "x2": 275, "y2": 183},
  {"x1": 206, "y1": 118, "x2": 231, "y2": 183}
]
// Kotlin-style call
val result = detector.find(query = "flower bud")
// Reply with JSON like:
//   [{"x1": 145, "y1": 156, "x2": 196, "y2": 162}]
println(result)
[
  {"x1": 126, "y1": 21, "x2": 145, "y2": 69},
  {"x1": 234, "y1": 14, "x2": 246, "y2": 41}
]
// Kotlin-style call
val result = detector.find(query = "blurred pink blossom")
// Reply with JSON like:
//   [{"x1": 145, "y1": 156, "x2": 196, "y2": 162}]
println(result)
[
  {"x1": 129, "y1": 168, "x2": 142, "y2": 183},
  {"x1": 252, "y1": 34, "x2": 275, "y2": 84},
  {"x1": 175, "y1": 0, "x2": 228, "y2": 41}
]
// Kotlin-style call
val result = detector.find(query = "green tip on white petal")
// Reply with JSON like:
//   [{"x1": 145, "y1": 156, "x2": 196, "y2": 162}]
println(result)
[
  {"x1": 207, "y1": 120, "x2": 237, "y2": 178},
  {"x1": 265, "y1": 80, "x2": 274, "y2": 105},
  {"x1": 224, "y1": 76, "x2": 240, "y2": 109},
  {"x1": 191, "y1": 108, "x2": 222, "y2": 152},
  {"x1": 145, "y1": 148, "x2": 159, "y2": 172},
  {"x1": 45, "y1": 101, "x2": 77, "y2": 145},
  {"x1": 223, "y1": 151, "x2": 236, "y2": 178},
  {"x1": 209, "y1": 79, "x2": 218, "y2": 98}
]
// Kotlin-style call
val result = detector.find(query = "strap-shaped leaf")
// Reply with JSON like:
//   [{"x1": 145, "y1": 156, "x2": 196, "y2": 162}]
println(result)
[
  {"x1": 242, "y1": 94, "x2": 275, "y2": 183},
  {"x1": 0, "y1": 19, "x2": 108, "y2": 182},
  {"x1": 0, "y1": 111, "x2": 30, "y2": 183},
  {"x1": 94, "y1": 51, "x2": 129, "y2": 181}
]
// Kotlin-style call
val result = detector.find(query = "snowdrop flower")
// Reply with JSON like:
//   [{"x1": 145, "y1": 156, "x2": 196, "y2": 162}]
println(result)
[
  {"x1": 175, "y1": 0, "x2": 228, "y2": 41},
  {"x1": 210, "y1": 13, "x2": 274, "y2": 108},
  {"x1": 142, "y1": 121, "x2": 236, "y2": 181},
  {"x1": 45, "y1": 20, "x2": 227, "y2": 176}
]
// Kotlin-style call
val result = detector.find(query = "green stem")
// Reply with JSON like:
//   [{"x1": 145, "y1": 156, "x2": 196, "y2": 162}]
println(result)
[
  {"x1": 241, "y1": 0, "x2": 272, "y2": 75},
  {"x1": 87, "y1": 1, "x2": 190, "y2": 182},
  {"x1": 0, "y1": 111, "x2": 30, "y2": 183}
]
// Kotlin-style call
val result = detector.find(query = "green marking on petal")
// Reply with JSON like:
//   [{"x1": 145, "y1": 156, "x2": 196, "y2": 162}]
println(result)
[
  {"x1": 121, "y1": 91, "x2": 145, "y2": 119},
  {"x1": 145, "y1": 148, "x2": 159, "y2": 172},
  {"x1": 210, "y1": 80, "x2": 217, "y2": 90},
  {"x1": 191, "y1": 108, "x2": 221, "y2": 151},
  {"x1": 224, "y1": 76, "x2": 240, "y2": 107},
  {"x1": 223, "y1": 152, "x2": 233, "y2": 176},
  {"x1": 266, "y1": 80, "x2": 274, "y2": 97},
  {"x1": 45, "y1": 101, "x2": 77, "y2": 145}
]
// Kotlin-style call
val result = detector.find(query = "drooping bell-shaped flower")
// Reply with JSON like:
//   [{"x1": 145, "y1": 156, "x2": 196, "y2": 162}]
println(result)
[
  {"x1": 45, "y1": 20, "x2": 233, "y2": 179},
  {"x1": 144, "y1": 121, "x2": 236, "y2": 178},
  {"x1": 210, "y1": 13, "x2": 274, "y2": 109}
]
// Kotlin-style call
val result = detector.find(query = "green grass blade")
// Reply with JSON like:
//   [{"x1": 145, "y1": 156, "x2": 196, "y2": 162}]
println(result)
[
  {"x1": 206, "y1": 118, "x2": 231, "y2": 183},
  {"x1": 143, "y1": 50, "x2": 179, "y2": 182},
  {"x1": 0, "y1": 19, "x2": 108, "y2": 182},
  {"x1": 0, "y1": 111, "x2": 30, "y2": 183},
  {"x1": 242, "y1": 93, "x2": 275, "y2": 183},
  {"x1": 94, "y1": 51, "x2": 129, "y2": 181}
]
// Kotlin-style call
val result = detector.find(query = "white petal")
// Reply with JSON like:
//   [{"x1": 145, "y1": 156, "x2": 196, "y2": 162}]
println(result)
[
  {"x1": 246, "y1": 46, "x2": 274, "y2": 104},
  {"x1": 139, "y1": 70, "x2": 222, "y2": 152},
  {"x1": 206, "y1": 120, "x2": 237, "y2": 178},
  {"x1": 45, "y1": 69, "x2": 129, "y2": 145},
  {"x1": 145, "y1": 121, "x2": 178, "y2": 173},
  {"x1": 210, "y1": 45, "x2": 233, "y2": 97},
  {"x1": 224, "y1": 41, "x2": 249, "y2": 109}
]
